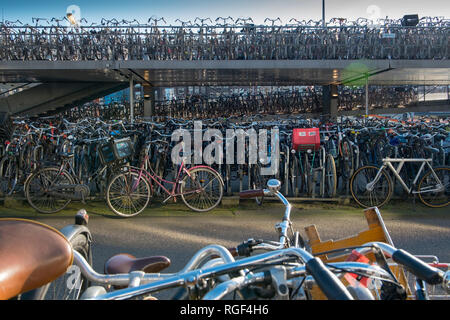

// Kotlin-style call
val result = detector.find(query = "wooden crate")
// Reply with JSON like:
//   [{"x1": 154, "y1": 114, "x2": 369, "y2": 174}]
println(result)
[{"x1": 304, "y1": 207, "x2": 411, "y2": 299}]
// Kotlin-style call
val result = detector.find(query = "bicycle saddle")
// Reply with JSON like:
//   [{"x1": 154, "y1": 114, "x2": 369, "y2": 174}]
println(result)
[
  {"x1": 0, "y1": 219, "x2": 73, "y2": 300},
  {"x1": 104, "y1": 253, "x2": 171, "y2": 275}
]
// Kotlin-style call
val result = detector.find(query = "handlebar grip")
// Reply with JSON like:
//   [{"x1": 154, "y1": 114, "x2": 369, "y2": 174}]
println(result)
[
  {"x1": 306, "y1": 258, "x2": 354, "y2": 300},
  {"x1": 392, "y1": 249, "x2": 444, "y2": 285},
  {"x1": 239, "y1": 189, "x2": 264, "y2": 199}
]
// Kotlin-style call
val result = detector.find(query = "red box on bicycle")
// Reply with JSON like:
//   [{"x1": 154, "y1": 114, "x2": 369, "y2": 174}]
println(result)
[{"x1": 292, "y1": 128, "x2": 321, "y2": 151}]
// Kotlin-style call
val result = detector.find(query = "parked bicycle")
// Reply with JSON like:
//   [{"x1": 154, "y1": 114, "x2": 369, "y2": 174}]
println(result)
[{"x1": 350, "y1": 157, "x2": 449, "y2": 208}]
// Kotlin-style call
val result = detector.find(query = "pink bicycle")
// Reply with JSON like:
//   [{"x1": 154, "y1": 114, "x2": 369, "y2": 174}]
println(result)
[{"x1": 106, "y1": 141, "x2": 224, "y2": 217}]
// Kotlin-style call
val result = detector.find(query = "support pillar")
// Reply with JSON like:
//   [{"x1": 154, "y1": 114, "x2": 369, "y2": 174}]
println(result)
[
  {"x1": 129, "y1": 76, "x2": 134, "y2": 123},
  {"x1": 322, "y1": 84, "x2": 338, "y2": 121},
  {"x1": 365, "y1": 77, "x2": 369, "y2": 118},
  {"x1": 143, "y1": 85, "x2": 155, "y2": 118}
]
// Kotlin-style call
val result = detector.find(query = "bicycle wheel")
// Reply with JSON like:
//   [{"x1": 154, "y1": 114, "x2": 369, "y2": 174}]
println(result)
[
  {"x1": 417, "y1": 166, "x2": 449, "y2": 208},
  {"x1": 42, "y1": 233, "x2": 92, "y2": 300},
  {"x1": 180, "y1": 167, "x2": 224, "y2": 212},
  {"x1": 0, "y1": 158, "x2": 18, "y2": 196},
  {"x1": 24, "y1": 167, "x2": 74, "y2": 214},
  {"x1": 325, "y1": 153, "x2": 337, "y2": 198},
  {"x1": 340, "y1": 139, "x2": 354, "y2": 179},
  {"x1": 350, "y1": 165, "x2": 393, "y2": 208},
  {"x1": 106, "y1": 170, "x2": 151, "y2": 217}
]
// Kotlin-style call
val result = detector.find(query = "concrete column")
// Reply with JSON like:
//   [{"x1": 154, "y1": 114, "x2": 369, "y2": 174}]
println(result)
[
  {"x1": 129, "y1": 76, "x2": 134, "y2": 123},
  {"x1": 143, "y1": 85, "x2": 155, "y2": 118},
  {"x1": 365, "y1": 77, "x2": 369, "y2": 118},
  {"x1": 322, "y1": 84, "x2": 338, "y2": 120}
]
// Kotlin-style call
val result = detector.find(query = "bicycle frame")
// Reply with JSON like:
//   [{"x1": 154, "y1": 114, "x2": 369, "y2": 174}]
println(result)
[
  {"x1": 367, "y1": 158, "x2": 444, "y2": 194},
  {"x1": 131, "y1": 152, "x2": 202, "y2": 204}
]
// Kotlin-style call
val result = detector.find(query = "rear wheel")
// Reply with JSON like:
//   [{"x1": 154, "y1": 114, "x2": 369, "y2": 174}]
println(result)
[
  {"x1": 24, "y1": 167, "x2": 73, "y2": 214},
  {"x1": 180, "y1": 167, "x2": 224, "y2": 212}
]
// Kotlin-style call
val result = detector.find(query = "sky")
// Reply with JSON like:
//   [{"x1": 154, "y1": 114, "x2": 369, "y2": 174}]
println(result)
[{"x1": 1, "y1": 0, "x2": 449, "y2": 25}]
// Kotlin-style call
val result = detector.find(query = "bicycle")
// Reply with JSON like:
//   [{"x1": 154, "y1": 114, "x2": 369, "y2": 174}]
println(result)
[
  {"x1": 350, "y1": 157, "x2": 449, "y2": 208},
  {"x1": 106, "y1": 140, "x2": 224, "y2": 217},
  {"x1": 23, "y1": 136, "x2": 132, "y2": 213}
]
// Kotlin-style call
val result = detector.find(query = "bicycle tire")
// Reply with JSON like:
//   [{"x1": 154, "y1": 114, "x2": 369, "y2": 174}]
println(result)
[
  {"x1": 25, "y1": 167, "x2": 74, "y2": 214},
  {"x1": 325, "y1": 153, "x2": 337, "y2": 198},
  {"x1": 0, "y1": 157, "x2": 18, "y2": 196},
  {"x1": 350, "y1": 165, "x2": 393, "y2": 208},
  {"x1": 41, "y1": 233, "x2": 92, "y2": 300},
  {"x1": 106, "y1": 170, "x2": 151, "y2": 217},
  {"x1": 180, "y1": 167, "x2": 224, "y2": 212},
  {"x1": 417, "y1": 166, "x2": 449, "y2": 208}
]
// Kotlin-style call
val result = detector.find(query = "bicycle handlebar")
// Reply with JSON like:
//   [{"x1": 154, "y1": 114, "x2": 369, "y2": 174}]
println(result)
[{"x1": 392, "y1": 249, "x2": 445, "y2": 285}]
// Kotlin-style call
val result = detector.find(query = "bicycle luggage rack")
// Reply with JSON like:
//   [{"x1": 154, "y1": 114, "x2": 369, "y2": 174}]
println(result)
[{"x1": 304, "y1": 206, "x2": 413, "y2": 299}]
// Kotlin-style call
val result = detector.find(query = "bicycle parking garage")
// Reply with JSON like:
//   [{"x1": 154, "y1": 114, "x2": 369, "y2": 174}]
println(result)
[{"x1": 0, "y1": 6, "x2": 449, "y2": 303}]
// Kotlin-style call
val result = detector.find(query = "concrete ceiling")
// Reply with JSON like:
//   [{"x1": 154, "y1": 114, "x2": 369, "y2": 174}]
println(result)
[{"x1": 1, "y1": 60, "x2": 448, "y2": 87}]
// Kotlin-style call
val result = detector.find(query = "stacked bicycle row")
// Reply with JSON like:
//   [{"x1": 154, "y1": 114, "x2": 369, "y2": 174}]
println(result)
[
  {"x1": 1, "y1": 16, "x2": 448, "y2": 61},
  {"x1": 0, "y1": 114, "x2": 448, "y2": 216},
  {"x1": 60, "y1": 85, "x2": 420, "y2": 121}
]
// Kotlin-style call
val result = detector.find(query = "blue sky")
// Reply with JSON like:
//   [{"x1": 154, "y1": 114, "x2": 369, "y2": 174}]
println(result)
[{"x1": 1, "y1": 0, "x2": 449, "y2": 25}]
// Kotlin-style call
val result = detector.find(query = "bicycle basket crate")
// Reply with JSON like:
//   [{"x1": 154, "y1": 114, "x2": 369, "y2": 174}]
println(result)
[
  {"x1": 99, "y1": 137, "x2": 133, "y2": 164},
  {"x1": 292, "y1": 128, "x2": 320, "y2": 151}
]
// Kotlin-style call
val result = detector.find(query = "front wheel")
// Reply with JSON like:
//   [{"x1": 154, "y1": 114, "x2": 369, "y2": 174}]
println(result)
[
  {"x1": 106, "y1": 170, "x2": 151, "y2": 217},
  {"x1": 180, "y1": 167, "x2": 224, "y2": 212},
  {"x1": 350, "y1": 165, "x2": 393, "y2": 208},
  {"x1": 417, "y1": 166, "x2": 449, "y2": 208},
  {"x1": 42, "y1": 233, "x2": 92, "y2": 300}
]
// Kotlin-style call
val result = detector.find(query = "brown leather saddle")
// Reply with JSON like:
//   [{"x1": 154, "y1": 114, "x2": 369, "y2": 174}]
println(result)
[{"x1": 0, "y1": 219, "x2": 73, "y2": 300}]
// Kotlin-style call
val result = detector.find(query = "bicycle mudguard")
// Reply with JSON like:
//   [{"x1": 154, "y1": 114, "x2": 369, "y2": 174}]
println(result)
[{"x1": 187, "y1": 165, "x2": 225, "y2": 186}]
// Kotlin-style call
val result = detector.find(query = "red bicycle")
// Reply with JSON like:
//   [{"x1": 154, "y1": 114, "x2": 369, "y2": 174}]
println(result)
[{"x1": 106, "y1": 141, "x2": 224, "y2": 217}]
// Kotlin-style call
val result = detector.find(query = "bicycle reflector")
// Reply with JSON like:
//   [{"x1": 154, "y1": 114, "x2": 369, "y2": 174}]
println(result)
[{"x1": 292, "y1": 128, "x2": 321, "y2": 151}]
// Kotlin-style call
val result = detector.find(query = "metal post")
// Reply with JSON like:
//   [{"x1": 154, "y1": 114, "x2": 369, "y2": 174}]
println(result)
[
  {"x1": 129, "y1": 76, "x2": 134, "y2": 123},
  {"x1": 365, "y1": 76, "x2": 369, "y2": 119},
  {"x1": 322, "y1": 0, "x2": 326, "y2": 27}
]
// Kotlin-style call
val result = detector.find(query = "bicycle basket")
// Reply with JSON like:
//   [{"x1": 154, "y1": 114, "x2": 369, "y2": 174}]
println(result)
[
  {"x1": 99, "y1": 138, "x2": 133, "y2": 164},
  {"x1": 114, "y1": 138, "x2": 133, "y2": 159}
]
